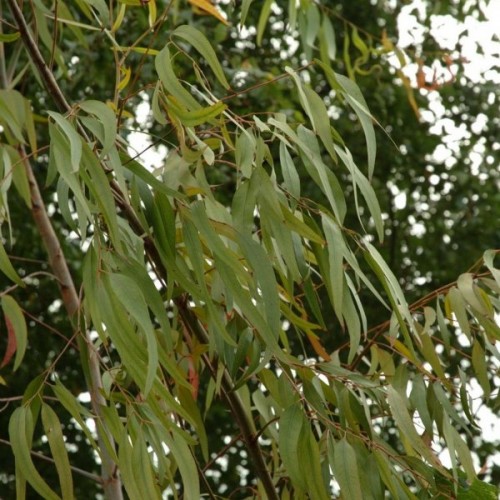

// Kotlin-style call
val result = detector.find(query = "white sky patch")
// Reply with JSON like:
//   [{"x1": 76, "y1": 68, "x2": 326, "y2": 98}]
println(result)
[{"x1": 127, "y1": 99, "x2": 167, "y2": 170}]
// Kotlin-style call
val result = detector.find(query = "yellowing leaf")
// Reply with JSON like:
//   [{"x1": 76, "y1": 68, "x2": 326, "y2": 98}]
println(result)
[
  {"x1": 188, "y1": 0, "x2": 228, "y2": 25},
  {"x1": 117, "y1": 65, "x2": 131, "y2": 91},
  {"x1": 165, "y1": 95, "x2": 226, "y2": 127}
]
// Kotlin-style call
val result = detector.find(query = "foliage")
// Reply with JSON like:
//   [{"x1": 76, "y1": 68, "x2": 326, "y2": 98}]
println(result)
[{"x1": 0, "y1": 0, "x2": 499, "y2": 498}]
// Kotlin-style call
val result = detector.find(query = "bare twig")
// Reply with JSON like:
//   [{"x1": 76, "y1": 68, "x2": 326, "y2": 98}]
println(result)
[{"x1": 0, "y1": 438, "x2": 103, "y2": 484}]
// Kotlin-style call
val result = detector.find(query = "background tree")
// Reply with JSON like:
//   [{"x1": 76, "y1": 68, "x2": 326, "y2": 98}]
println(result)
[{"x1": 0, "y1": 0, "x2": 498, "y2": 498}]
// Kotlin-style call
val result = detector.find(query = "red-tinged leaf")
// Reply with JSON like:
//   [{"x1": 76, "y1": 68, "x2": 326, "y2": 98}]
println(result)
[
  {"x1": 1, "y1": 316, "x2": 17, "y2": 368},
  {"x1": 305, "y1": 331, "x2": 331, "y2": 361}
]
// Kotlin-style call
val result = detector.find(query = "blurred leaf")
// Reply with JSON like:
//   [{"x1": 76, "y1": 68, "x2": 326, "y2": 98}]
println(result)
[
  {"x1": 256, "y1": 0, "x2": 273, "y2": 46},
  {"x1": 188, "y1": 0, "x2": 228, "y2": 25}
]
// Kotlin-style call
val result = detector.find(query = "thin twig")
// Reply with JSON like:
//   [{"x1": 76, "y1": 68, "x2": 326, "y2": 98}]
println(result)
[{"x1": 0, "y1": 438, "x2": 103, "y2": 484}]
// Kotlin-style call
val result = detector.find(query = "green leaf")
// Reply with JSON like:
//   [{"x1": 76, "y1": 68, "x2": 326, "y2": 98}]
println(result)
[
  {"x1": 373, "y1": 449, "x2": 400, "y2": 499},
  {"x1": 0, "y1": 240, "x2": 24, "y2": 286},
  {"x1": 172, "y1": 25, "x2": 230, "y2": 89},
  {"x1": 51, "y1": 380, "x2": 99, "y2": 451},
  {"x1": 287, "y1": 69, "x2": 337, "y2": 160},
  {"x1": 279, "y1": 142, "x2": 300, "y2": 200},
  {"x1": 155, "y1": 45, "x2": 201, "y2": 110},
  {"x1": 445, "y1": 287, "x2": 471, "y2": 339},
  {"x1": 108, "y1": 273, "x2": 159, "y2": 396},
  {"x1": 0, "y1": 90, "x2": 26, "y2": 144},
  {"x1": 458, "y1": 478, "x2": 498, "y2": 499},
  {"x1": 314, "y1": 61, "x2": 377, "y2": 178},
  {"x1": 47, "y1": 112, "x2": 82, "y2": 173},
  {"x1": 240, "y1": 0, "x2": 254, "y2": 26},
  {"x1": 279, "y1": 404, "x2": 307, "y2": 491},
  {"x1": 7, "y1": 146, "x2": 32, "y2": 207},
  {"x1": 80, "y1": 143, "x2": 122, "y2": 250},
  {"x1": 41, "y1": 404, "x2": 74, "y2": 499},
  {"x1": 163, "y1": 430, "x2": 200, "y2": 500},
  {"x1": 0, "y1": 32, "x2": 21, "y2": 42},
  {"x1": 256, "y1": 0, "x2": 273, "y2": 46},
  {"x1": 131, "y1": 428, "x2": 161, "y2": 499},
  {"x1": 235, "y1": 129, "x2": 256, "y2": 178},
  {"x1": 472, "y1": 341, "x2": 490, "y2": 398},
  {"x1": 335, "y1": 145, "x2": 383, "y2": 241},
  {"x1": 319, "y1": 16, "x2": 336, "y2": 61},
  {"x1": 2, "y1": 295, "x2": 27, "y2": 371},
  {"x1": 386, "y1": 386, "x2": 443, "y2": 470},
  {"x1": 364, "y1": 241, "x2": 414, "y2": 339},
  {"x1": 9, "y1": 406, "x2": 61, "y2": 500},
  {"x1": 166, "y1": 95, "x2": 226, "y2": 127},
  {"x1": 78, "y1": 100, "x2": 117, "y2": 157},
  {"x1": 295, "y1": 125, "x2": 346, "y2": 223},
  {"x1": 483, "y1": 250, "x2": 500, "y2": 289},
  {"x1": 237, "y1": 232, "x2": 280, "y2": 335},
  {"x1": 330, "y1": 437, "x2": 364, "y2": 500},
  {"x1": 457, "y1": 273, "x2": 490, "y2": 316},
  {"x1": 118, "y1": 428, "x2": 145, "y2": 500},
  {"x1": 321, "y1": 214, "x2": 344, "y2": 324}
]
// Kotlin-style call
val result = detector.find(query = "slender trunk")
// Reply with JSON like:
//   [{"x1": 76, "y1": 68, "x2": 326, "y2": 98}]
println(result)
[{"x1": 21, "y1": 150, "x2": 123, "y2": 500}]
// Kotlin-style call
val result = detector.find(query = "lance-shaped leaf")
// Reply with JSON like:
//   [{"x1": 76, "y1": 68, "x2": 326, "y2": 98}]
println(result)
[
  {"x1": 0, "y1": 241, "x2": 24, "y2": 286},
  {"x1": 41, "y1": 404, "x2": 74, "y2": 499},
  {"x1": 279, "y1": 403, "x2": 308, "y2": 492},
  {"x1": 2, "y1": 295, "x2": 27, "y2": 371},
  {"x1": 9, "y1": 406, "x2": 61, "y2": 500},
  {"x1": 108, "y1": 273, "x2": 159, "y2": 396},
  {"x1": 78, "y1": 100, "x2": 117, "y2": 157},
  {"x1": 387, "y1": 386, "x2": 445, "y2": 472},
  {"x1": 47, "y1": 112, "x2": 82, "y2": 173},
  {"x1": 155, "y1": 45, "x2": 201, "y2": 110},
  {"x1": 315, "y1": 60, "x2": 377, "y2": 178},
  {"x1": 172, "y1": 25, "x2": 230, "y2": 89},
  {"x1": 188, "y1": 0, "x2": 228, "y2": 25},
  {"x1": 286, "y1": 67, "x2": 337, "y2": 160},
  {"x1": 330, "y1": 437, "x2": 364, "y2": 500},
  {"x1": 165, "y1": 95, "x2": 226, "y2": 127}
]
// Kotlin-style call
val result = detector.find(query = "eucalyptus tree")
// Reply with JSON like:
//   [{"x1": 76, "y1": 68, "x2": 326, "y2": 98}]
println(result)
[{"x1": 0, "y1": 0, "x2": 498, "y2": 499}]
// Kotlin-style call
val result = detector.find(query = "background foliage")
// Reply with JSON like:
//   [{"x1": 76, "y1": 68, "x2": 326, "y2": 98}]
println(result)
[{"x1": 0, "y1": 0, "x2": 499, "y2": 498}]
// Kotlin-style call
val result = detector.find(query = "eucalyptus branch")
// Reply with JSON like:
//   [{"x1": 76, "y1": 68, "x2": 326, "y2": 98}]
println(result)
[
  {"x1": 348, "y1": 267, "x2": 496, "y2": 370},
  {"x1": 8, "y1": 2, "x2": 280, "y2": 497},
  {"x1": 178, "y1": 306, "x2": 279, "y2": 500},
  {"x1": 17, "y1": 147, "x2": 123, "y2": 500}
]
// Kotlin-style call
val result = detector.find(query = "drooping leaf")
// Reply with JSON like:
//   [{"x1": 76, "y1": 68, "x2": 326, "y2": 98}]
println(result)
[
  {"x1": 2, "y1": 295, "x2": 27, "y2": 371},
  {"x1": 330, "y1": 437, "x2": 364, "y2": 500},
  {"x1": 172, "y1": 25, "x2": 230, "y2": 89},
  {"x1": 9, "y1": 406, "x2": 61, "y2": 500},
  {"x1": 41, "y1": 404, "x2": 74, "y2": 499}
]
